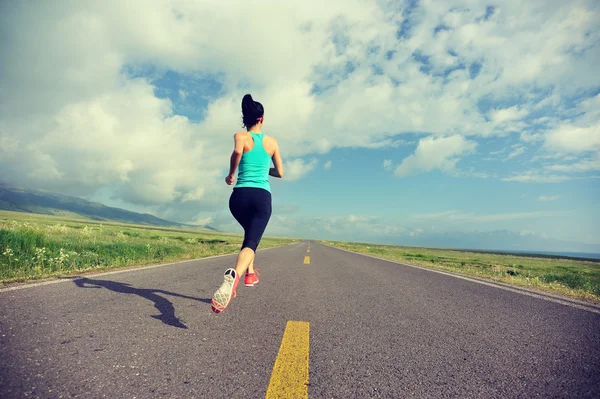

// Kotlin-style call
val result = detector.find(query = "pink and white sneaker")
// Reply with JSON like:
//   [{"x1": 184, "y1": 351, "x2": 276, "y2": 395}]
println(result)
[
  {"x1": 211, "y1": 268, "x2": 239, "y2": 313},
  {"x1": 244, "y1": 268, "x2": 260, "y2": 287}
]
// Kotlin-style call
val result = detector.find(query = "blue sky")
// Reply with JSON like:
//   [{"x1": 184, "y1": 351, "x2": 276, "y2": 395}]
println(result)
[{"x1": 1, "y1": 0, "x2": 599, "y2": 252}]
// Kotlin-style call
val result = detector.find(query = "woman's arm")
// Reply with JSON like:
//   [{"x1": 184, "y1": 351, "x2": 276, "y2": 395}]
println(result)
[
  {"x1": 226, "y1": 133, "x2": 245, "y2": 185},
  {"x1": 269, "y1": 140, "x2": 284, "y2": 178}
]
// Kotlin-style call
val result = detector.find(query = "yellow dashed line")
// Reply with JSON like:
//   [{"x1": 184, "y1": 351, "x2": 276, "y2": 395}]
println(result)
[
  {"x1": 266, "y1": 321, "x2": 310, "y2": 399},
  {"x1": 307, "y1": 249, "x2": 310, "y2": 253},
  {"x1": 303, "y1": 256, "x2": 310, "y2": 264}
]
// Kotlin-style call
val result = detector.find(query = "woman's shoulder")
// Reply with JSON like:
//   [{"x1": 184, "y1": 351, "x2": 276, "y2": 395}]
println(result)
[
  {"x1": 263, "y1": 134, "x2": 278, "y2": 143},
  {"x1": 261, "y1": 134, "x2": 278, "y2": 154},
  {"x1": 233, "y1": 131, "x2": 252, "y2": 141}
]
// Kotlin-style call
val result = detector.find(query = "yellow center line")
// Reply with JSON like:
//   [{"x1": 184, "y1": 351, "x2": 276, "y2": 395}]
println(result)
[
  {"x1": 303, "y1": 256, "x2": 310, "y2": 264},
  {"x1": 266, "y1": 321, "x2": 310, "y2": 399},
  {"x1": 307, "y1": 249, "x2": 310, "y2": 253}
]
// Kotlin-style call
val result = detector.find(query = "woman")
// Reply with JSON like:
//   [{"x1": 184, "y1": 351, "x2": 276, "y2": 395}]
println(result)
[{"x1": 211, "y1": 94, "x2": 284, "y2": 313}]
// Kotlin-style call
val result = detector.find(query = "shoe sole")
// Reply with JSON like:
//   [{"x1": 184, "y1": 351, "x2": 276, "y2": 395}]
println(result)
[
  {"x1": 244, "y1": 280, "x2": 259, "y2": 287},
  {"x1": 211, "y1": 272, "x2": 237, "y2": 313}
]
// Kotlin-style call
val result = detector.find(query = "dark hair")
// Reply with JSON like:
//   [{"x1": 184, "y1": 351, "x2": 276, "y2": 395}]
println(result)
[{"x1": 241, "y1": 94, "x2": 264, "y2": 129}]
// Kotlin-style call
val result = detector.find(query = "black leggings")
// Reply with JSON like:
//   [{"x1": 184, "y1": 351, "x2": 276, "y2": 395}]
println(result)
[{"x1": 229, "y1": 187, "x2": 272, "y2": 251}]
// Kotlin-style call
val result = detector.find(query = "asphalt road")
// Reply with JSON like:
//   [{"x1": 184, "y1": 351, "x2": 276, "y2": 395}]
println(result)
[{"x1": 1, "y1": 241, "x2": 599, "y2": 398}]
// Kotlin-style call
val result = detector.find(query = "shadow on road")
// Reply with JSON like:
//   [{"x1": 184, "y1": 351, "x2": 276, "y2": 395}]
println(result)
[{"x1": 73, "y1": 277, "x2": 211, "y2": 329}]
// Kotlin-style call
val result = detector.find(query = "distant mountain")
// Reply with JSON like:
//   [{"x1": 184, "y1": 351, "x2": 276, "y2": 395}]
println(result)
[{"x1": 0, "y1": 187, "x2": 215, "y2": 230}]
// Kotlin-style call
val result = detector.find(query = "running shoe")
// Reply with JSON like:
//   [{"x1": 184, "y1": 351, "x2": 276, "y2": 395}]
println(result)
[
  {"x1": 211, "y1": 268, "x2": 239, "y2": 313},
  {"x1": 244, "y1": 268, "x2": 260, "y2": 287}
]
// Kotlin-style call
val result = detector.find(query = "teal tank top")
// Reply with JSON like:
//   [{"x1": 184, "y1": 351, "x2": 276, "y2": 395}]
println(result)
[{"x1": 234, "y1": 132, "x2": 271, "y2": 192}]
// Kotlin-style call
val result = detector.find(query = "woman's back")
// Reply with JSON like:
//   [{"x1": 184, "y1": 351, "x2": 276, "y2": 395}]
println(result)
[
  {"x1": 239, "y1": 131, "x2": 278, "y2": 156},
  {"x1": 235, "y1": 132, "x2": 272, "y2": 191}
]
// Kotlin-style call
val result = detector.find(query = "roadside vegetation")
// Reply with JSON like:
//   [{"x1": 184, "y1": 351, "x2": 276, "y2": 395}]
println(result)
[
  {"x1": 0, "y1": 211, "x2": 298, "y2": 285},
  {"x1": 3, "y1": 211, "x2": 598, "y2": 304},
  {"x1": 320, "y1": 240, "x2": 600, "y2": 303}
]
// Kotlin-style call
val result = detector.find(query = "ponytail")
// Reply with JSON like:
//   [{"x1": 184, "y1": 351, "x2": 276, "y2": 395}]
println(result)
[{"x1": 241, "y1": 94, "x2": 264, "y2": 129}]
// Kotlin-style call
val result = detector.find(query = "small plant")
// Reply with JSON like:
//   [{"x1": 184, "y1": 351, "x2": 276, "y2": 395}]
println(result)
[
  {"x1": 46, "y1": 224, "x2": 70, "y2": 234},
  {"x1": 2, "y1": 247, "x2": 14, "y2": 269},
  {"x1": 56, "y1": 248, "x2": 69, "y2": 270},
  {"x1": 81, "y1": 226, "x2": 94, "y2": 237},
  {"x1": 34, "y1": 247, "x2": 47, "y2": 272},
  {"x1": 115, "y1": 231, "x2": 128, "y2": 241},
  {"x1": 122, "y1": 231, "x2": 141, "y2": 238}
]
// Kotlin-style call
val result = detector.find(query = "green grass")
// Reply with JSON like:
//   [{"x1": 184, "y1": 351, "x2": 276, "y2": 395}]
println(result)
[
  {"x1": 0, "y1": 210, "x2": 299, "y2": 285},
  {"x1": 319, "y1": 240, "x2": 600, "y2": 303}
]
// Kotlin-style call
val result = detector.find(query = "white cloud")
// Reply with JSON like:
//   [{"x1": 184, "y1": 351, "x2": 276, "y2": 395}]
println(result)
[
  {"x1": 395, "y1": 135, "x2": 477, "y2": 177},
  {"x1": 532, "y1": 153, "x2": 577, "y2": 162},
  {"x1": 544, "y1": 124, "x2": 600, "y2": 153},
  {"x1": 545, "y1": 157, "x2": 600, "y2": 172},
  {"x1": 1, "y1": 79, "x2": 223, "y2": 205},
  {"x1": 412, "y1": 210, "x2": 558, "y2": 222},
  {"x1": 471, "y1": 171, "x2": 491, "y2": 179},
  {"x1": 181, "y1": 187, "x2": 206, "y2": 202},
  {"x1": 383, "y1": 159, "x2": 393, "y2": 171},
  {"x1": 412, "y1": 211, "x2": 459, "y2": 221},
  {"x1": 542, "y1": 94, "x2": 600, "y2": 154},
  {"x1": 501, "y1": 171, "x2": 572, "y2": 183},
  {"x1": 490, "y1": 106, "x2": 529, "y2": 124},
  {"x1": 283, "y1": 158, "x2": 318, "y2": 181},
  {"x1": 519, "y1": 230, "x2": 536, "y2": 236},
  {"x1": 191, "y1": 216, "x2": 214, "y2": 226},
  {"x1": 520, "y1": 131, "x2": 544, "y2": 144},
  {"x1": 452, "y1": 169, "x2": 493, "y2": 179},
  {"x1": 502, "y1": 170, "x2": 600, "y2": 183},
  {"x1": 409, "y1": 227, "x2": 425, "y2": 237},
  {"x1": 505, "y1": 145, "x2": 526, "y2": 160},
  {"x1": 538, "y1": 195, "x2": 559, "y2": 202},
  {"x1": 324, "y1": 160, "x2": 332, "y2": 170}
]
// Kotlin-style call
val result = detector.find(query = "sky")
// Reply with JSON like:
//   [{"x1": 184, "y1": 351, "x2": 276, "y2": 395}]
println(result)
[{"x1": 1, "y1": 0, "x2": 599, "y2": 252}]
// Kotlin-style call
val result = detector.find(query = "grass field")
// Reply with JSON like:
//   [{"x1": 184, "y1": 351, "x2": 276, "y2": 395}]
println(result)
[
  {"x1": 0, "y1": 210, "x2": 298, "y2": 285},
  {"x1": 320, "y1": 240, "x2": 600, "y2": 303}
]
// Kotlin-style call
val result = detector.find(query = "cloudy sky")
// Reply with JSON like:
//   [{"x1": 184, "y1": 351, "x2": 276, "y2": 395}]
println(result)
[{"x1": 1, "y1": 0, "x2": 599, "y2": 251}]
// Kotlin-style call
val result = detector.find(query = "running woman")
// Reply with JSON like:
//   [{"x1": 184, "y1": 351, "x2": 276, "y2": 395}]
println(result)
[{"x1": 211, "y1": 94, "x2": 284, "y2": 313}]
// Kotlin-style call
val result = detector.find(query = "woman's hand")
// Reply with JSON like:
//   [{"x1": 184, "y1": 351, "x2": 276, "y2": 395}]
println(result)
[{"x1": 225, "y1": 174, "x2": 235, "y2": 185}]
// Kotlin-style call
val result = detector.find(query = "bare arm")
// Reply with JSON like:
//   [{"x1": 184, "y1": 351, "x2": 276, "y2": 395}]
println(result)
[
  {"x1": 226, "y1": 133, "x2": 245, "y2": 185},
  {"x1": 269, "y1": 140, "x2": 284, "y2": 178}
]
